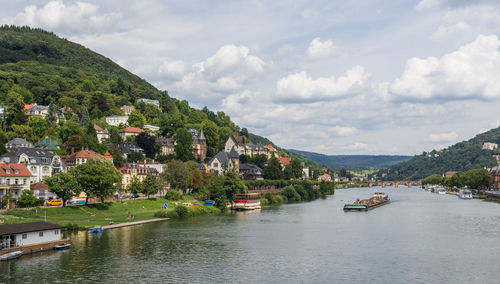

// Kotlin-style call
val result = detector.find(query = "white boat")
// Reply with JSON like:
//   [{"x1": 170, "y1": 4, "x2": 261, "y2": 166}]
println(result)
[
  {"x1": 373, "y1": 192, "x2": 388, "y2": 199},
  {"x1": 54, "y1": 243, "x2": 71, "y2": 250},
  {"x1": 0, "y1": 250, "x2": 22, "y2": 261},
  {"x1": 232, "y1": 193, "x2": 261, "y2": 210},
  {"x1": 458, "y1": 188, "x2": 473, "y2": 199},
  {"x1": 437, "y1": 188, "x2": 446, "y2": 195}
]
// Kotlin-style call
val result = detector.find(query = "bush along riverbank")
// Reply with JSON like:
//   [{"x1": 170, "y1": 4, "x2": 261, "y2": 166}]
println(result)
[
  {"x1": 260, "y1": 181, "x2": 335, "y2": 205},
  {"x1": 154, "y1": 204, "x2": 221, "y2": 219}
]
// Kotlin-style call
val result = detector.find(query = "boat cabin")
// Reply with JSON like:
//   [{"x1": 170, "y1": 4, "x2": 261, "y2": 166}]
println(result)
[{"x1": 0, "y1": 222, "x2": 64, "y2": 250}]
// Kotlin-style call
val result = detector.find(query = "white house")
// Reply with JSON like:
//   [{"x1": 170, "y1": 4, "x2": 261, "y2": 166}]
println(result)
[
  {"x1": 483, "y1": 142, "x2": 498, "y2": 150},
  {"x1": 0, "y1": 148, "x2": 63, "y2": 183},
  {"x1": 144, "y1": 125, "x2": 160, "y2": 132},
  {"x1": 94, "y1": 124, "x2": 110, "y2": 143},
  {"x1": 0, "y1": 222, "x2": 64, "y2": 250},
  {"x1": 0, "y1": 163, "x2": 32, "y2": 202},
  {"x1": 137, "y1": 98, "x2": 160, "y2": 108},
  {"x1": 106, "y1": 115, "x2": 129, "y2": 127},
  {"x1": 207, "y1": 148, "x2": 240, "y2": 174},
  {"x1": 224, "y1": 135, "x2": 246, "y2": 155}
]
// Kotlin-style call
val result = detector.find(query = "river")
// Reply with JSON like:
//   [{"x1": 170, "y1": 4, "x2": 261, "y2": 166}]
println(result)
[{"x1": 2, "y1": 186, "x2": 500, "y2": 283}]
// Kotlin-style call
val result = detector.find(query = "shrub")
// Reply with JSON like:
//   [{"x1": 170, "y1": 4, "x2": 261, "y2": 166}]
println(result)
[
  {"x1": 175, "y1": 204, "x2": 189, "y2": 218},
  {"x1": 281, "y1": 186, "x2": 301, "y2": 203},
  {"x1": 165, "y1": 190, "x2": 182, "y2": 201}
]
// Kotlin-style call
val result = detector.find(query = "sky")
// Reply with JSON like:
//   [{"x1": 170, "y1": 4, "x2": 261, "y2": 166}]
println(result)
[{"x1": 2, "y1": 0, "x2": 500, "y2": 156}]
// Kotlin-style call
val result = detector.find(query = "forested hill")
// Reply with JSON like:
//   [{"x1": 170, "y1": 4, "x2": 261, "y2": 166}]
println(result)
[
  {"x1": 288, "y1": 149, "x2": 411, "y2": 169},
  {"x1": 0, "y1": 25, "x2": 316, "y2": 165},
  {"x1": 379, "y1": 126, "x2": 500, "y2": 180}
]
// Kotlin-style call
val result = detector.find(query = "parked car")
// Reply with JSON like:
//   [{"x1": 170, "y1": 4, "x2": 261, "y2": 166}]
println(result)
[
  {"x1": 182, "y1": 202, "x2": 192, "y2": 207},
  {"x1": 47, "y1": 199, "x2": 62, "y2": 206},
  {"x1": 130, "y1": 194, "x2": 140, "y2": 199}
]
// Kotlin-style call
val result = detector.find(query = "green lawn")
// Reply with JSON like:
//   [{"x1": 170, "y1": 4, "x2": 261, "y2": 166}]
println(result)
[{"x1": 0, "y1": 197, "x2": 199, "y2": 227}]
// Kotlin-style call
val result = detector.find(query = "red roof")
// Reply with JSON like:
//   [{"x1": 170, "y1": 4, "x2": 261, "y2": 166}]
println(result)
[
  {"x1": 121, "y1": 126, "x2": 144, "y2": 133},
  {"x1": 0, "y1": 163, "x2": 32, "y2": 177},
  {"x1": 75, "y1": 149, "x2": 105, "y2": 159},
  {"x1": 103, "y1": 151, "x2": 113, "y2": 160},
  {"x1": 24, "y1": 103, "x2": 36, "y2": 111},
  {"x1": 31, "y1": 181, "x2": 48, "y2": 190},
  {"x1": 266, "y1": 144, "x2": 277, "y2": 152},
  {"x1": 278, "y1": 157, "x2": 292, "y2": 166},
  {"x1": 94, "y1": 124, "x2": 104, "y2": 131}
]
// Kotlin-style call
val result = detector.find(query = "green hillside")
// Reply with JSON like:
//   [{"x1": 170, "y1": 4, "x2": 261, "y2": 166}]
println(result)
[
  {"x1": 379, "y1": 127, "x2": 500, "y2": 180},
  {"x1": 0, "y1": 25, "x2": 318, "y2": 167},
  {"x1": 288, "y1": 149, "x2": 411, "y2": 170}
]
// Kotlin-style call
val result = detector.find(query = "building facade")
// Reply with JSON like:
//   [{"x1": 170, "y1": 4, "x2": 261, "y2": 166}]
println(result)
[
  {"x1": 0, "y1": 163, "x2": 32, "y2": 202},
  {"x1": 0, "y1": 147, "x2": 62, "y2": 183},
  {"x1": 106, "y1": 115, "x2": 129, "y2": 126}
]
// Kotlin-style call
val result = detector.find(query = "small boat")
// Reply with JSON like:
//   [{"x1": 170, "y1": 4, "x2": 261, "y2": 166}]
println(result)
[
  {"x1": 90, "y1": 225, "x2": 104, "y2": 234},
  {"x1": 0, "y1": 251, "x2": 22, "y2": 261},
  {"x1": 203, "y1": 200, "x2": 215, "y2": 206},
  {"x1": 54, "y1": 243, "x2": 71, "y2": 250},
  {"x1": 437, "y1": 188, "x2": 446, "y2": 195},
  {"x1": 458, "y1": 188, "x2": 473, "y2": 199}
]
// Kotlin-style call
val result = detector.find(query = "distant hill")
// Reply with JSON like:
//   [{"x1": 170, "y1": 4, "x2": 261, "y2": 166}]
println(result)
[
  {"x1": 379, "y1": 126, "x2": 500, "y2": 180},
  {"x1": 288, "y1": 149, "x2": 412, "y2": 169}
]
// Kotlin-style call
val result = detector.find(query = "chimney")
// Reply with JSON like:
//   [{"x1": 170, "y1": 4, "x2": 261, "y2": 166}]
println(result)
[{"x1": 71, "y1": 147, "x2": 75, "y2": 154}]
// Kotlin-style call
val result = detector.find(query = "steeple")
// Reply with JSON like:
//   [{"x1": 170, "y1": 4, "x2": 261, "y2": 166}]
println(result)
[{"x1": 199, "y1": 128, "x2": 206, "y2": 140}]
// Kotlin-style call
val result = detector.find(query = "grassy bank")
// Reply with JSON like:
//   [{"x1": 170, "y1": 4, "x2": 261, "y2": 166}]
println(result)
[{"x1": 0, "y1": 196, "x2": 207, "y2": 228}]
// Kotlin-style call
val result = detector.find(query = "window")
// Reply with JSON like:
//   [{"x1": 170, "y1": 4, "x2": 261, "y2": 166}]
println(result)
[
  {"x1": 39, "y1": 232, "x2": 44, "y2": 237},
  {"x1": 54, "y1": 229, "x2": 59, "y2": 235},
  {"x1": 22, "y1": 234, "x2": 27, "y2": 239}
]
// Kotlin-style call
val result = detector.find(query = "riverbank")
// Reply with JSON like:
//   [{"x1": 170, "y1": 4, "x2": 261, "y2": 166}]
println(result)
[{"x1": 0, "y1": 197, "x2": 197, "y2": 228}]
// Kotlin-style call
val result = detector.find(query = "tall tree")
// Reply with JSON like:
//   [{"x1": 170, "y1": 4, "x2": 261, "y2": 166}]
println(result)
[
  {"x1": 142, "y1": 174, "x2": 161, "y2": 198},
  {"x1": 201, "y1": 119, "x2": 219, "y2": 157},
  {"x1": 163, "y1": 160, "x2": 190, "y2": 193},
  {"x1": 128, "y1": 109, "x2": 146, "y2": 128},
  {"x1": 174, "y1": 128, "x2": 193, "y2": 162},
  {"x1": 6, "y1": 90, "x2": 26, "y2": 126},
  {"x1": 71, "y1": 158, "x2": 122, "y2": 203},
  {"x1": 47, "y1": 103, "x2": 59, "y2": 124},
  {"x1": 264, "y1": 156, "x2": 284, "y2": 180},
  {"x1": 45, "y1": 172, "x2": 82, "y2": 207},
  {"x1": 127, "y1": 176, "x2": 143, "y2": 194},
  {"x1": 135, "y1": 132, "x2": 156, "y2": 158}
]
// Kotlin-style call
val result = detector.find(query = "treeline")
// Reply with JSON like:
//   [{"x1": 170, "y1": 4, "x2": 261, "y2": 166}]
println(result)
[
  {"x1": 422, "y1": 169, "x2": 492, "y2": 190},
  {"x1": 261, "y1": 180, "x2": 335, "y2": 205}
]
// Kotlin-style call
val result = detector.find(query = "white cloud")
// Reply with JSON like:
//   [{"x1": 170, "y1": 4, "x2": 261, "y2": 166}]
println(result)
[
  {"x1": 2, "y1": 1, "x2": 122, "y2": 33},
  {"x1": 158, "y1": 60, "x2": 187, "y2": 80},
  {"x1": 302, "y1": 9, "x2": 319, "y2": 19},
  {"x1": 275, "y1": 66, "x2": 370, "y2": 103},
  {"x1": 425, "y1": 131, "x2": 458, "y2": 142},
  {"x1": 389, "y1": 34, "x2": 500, "y2": 101},
  {"x1": 415, "y1": 0, "x2": 441, "y2": 11},
  {"x1": 307, "y1": 37, "x2": 336, "y2": 59},
  {"x1": 328, "y1": 126, "x2": 357, "y2": 137}
]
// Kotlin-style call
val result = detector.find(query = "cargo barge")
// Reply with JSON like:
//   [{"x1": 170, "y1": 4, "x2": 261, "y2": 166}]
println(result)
[{"x1": 344, "y1": 192, "x2": 390, "y2": 211}]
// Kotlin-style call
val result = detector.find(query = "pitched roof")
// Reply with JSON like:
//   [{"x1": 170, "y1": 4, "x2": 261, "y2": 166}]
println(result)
[
  {"x1": 117, "y1": 142, "x2": 144, "y2": 154},
  {"x1": 31, "y1": 181, "x2": 48, "y2": 190},
  {"x1": 229, "y1": 147, "x2": 239, "y2": 159},
  {"x1": 0, "y1": 163, "x2": 32, "y2": 177},
  {"x1": 210, "y1": 152, "x2": 230, "y2": 165},
  {"x1": 266, "y1": 144, "x2": 277, "y2": 152},
  {"x1": 121, "y1": 126, "x2": 144, "y2": 133},
  {"x1": 0, "y1": 147, "x2": 55, "y2": 164},
  {"x1": 156, "y1": 137, "x2": 175, "y2": 147},
  {"x1": 94, "y1": 124, "x2": 104, "y2": 131},
  {"x1": 240, "y1": 163, "x2": 262, "y2": 171},
  {"x1": 103, "y1": 151, "x2": 113, "y2": 160},
  {"x1": 278, "y1": 157, "x2": 292, "y2": 166},
  {"x1": 0, "y1": 222, "x2": 64, "y2": 236},
  {"x1": 6, "y1": 138, "x2": 33, "y2": 148},
  {"x1": 74, "y1": 149, "x2": 105, "y2": 159},
  {"x1": 24, "y1": 103, "x2": 36, "y2": 111},
  {"x1": 230, "y1": 135, "x2": 245, "y2": 146},
  {"x1": 36, "y1": 137, "x2": 61, "y2": 151}
]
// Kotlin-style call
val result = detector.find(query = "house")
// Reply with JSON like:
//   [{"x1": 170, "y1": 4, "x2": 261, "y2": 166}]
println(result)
[
  {"x1": 30, "y1": 181, "x2": 56, "y2": 201},
  {"x1": 0, "y1": 163, "x2": 32, "y2": 203},
  {"x1": 137, "y1": 98, "x2": 160, "y2": 108},
  {"x1": 245, "y1": 143, "x2": 268, "y2": 157},
  {"x1": 0, "y1": 105, "x2": 6, "y2": 120},
  {"x1": 207, "y1": 147, "x2": 240, "y2": 174},
  {"x1": 144, "y1": 125, "x2": 160, "y2": 132},
  {"x1": 278, "y1": 157, "x2": 292, "y2": 169},
  {"x1": 265, "y1": 144, "x2": 278, "y2": 158},
  {"x1": 121, "y1": 105, "x2": 135, "y2": 115},
  {"x1": 224, "y1": 135, "x2": 246, "y2": 155},
  {"x1": 61, "y1": 148, "x2": 113, "y2": 168},
  {"x1": 25, "y1": 104, "x2": 49, "y2": 118},
  {"x1": 106, "y1": 115, "x2": 129, "y2": 127},
  {"x1": 36, "y1": 137, "x2": 61, "y2": 152},
  {"x1": 94, "y1": 124, "x2": 110, "y2": 143},
  {"x1": 117, "y1": 142, "x2": 145, "y2": 158},
  {"x1": 118, "y1": 163, "x2": 160, "y2": 189},
  {"x1": 493, "y1": 155, "x2": 500, "y2": 162},
  {"x1": 239, "y1": 163, "x2": 263, "y2": 180},
  {"x1": 5, "y1": 138, "x2": 33, "y2": 150},
  {"x1": 135, "y1": 160, "x2": 165, "y2": 174},
  {"x1": 120, "y1": 126, "x2": 145, "y2": 140},
  {"x1": 156, "y1": 137, "x2": 175, "y2": 156},
  {"x1": 0, "y1": 148, "x2": 62, "y2": 182},
  {"x1": 318, "y1": 173, "x2": 332, "y2": 182},
  {"x1": 489, "y1": 166, "x2": 500, "y2": 190},
  {"x1": 444, "y1": 171, "x2": 458, "y2": 178},
  {"x1": 191, "y1": 129, "x2": 207, "y2": 161},
  {"x1": 483, "y1": 142, "x2": 498, "y2": 150},
  {"x1": 302, "y1": 163, "x2": 310, "y2": 179},
  {"x1": 0, "y1": 222, "x2": 65, "y2": 251}
]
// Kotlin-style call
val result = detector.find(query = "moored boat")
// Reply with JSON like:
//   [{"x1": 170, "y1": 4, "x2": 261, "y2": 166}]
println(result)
[
  {"x1": 0, "y1": 250, "x2": 22, "y2": 261},
  {"x1": 54, "y1": 243, "x2": 71, "y2": 250},
  {"x1": 344, "y1": 192, "x2": 390, "y2": 211},
  {"x1": 437, "y1": 188, "x2": 446, "y2": 195},
  {"x1": 89, "y1": 226, "x2": 104, "y2": 234},
  {"x1": 232, "y1": 193, "x2": 261, "y2": 210},
  {"x1": 458, "y1": 188, "x2": 473, "y2": 199}
]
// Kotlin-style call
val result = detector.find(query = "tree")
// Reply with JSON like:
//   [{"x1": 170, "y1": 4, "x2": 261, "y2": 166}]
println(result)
[
  {"x1": 186, "y1": 160, "x2": 206, "y2": 190},
  {"x1": 160, "y1": 112, "x2": 184, "y2": 137},
  {"x1": 6, "y1": 90, "x2": 26, "y2": 126},
  {"x1": 17, "y1": 190, "x2": 44, "y2": 208},
  {"x1": 135, "y1": 132, "x2": 156, "y2": 158},
  {"x1": 281, "y1": 186, "x2": 301, "y2": 202},
  {"x1": 45, "y1": 172, "x2": 81, "y2": 207},
  {"x1": 264, "y1": 156, "x2": 283, "y2": 180},
  {"x1": 464, "y1": 169, "x2": 492, "y2": 189},
  {"x1": 71, "y1": 158, "x2": 122, "y2": 203},
  {"x1": 127, "y1": 151, "x2": 144, "y2": 163},
  {"x1": 47, "y1": 103, "x2": 59, "y2": 124},
  {"x1": 449, "y1": 172, "x2": 466, "y2": 188},
  {"x1": 109, "y1": 146, "x2": 126, "y2": 167},
  {"x1": 80, "y1": 108, "x2": 90, "y2": 127},
  {"x1": 28, "y1": 116, "x2": 49, "y2": 142},
  {"x1": 240, "y1": 128, "x2": 248, "y2": 137},
  {"x1": 422, "y1": 174, "x2": 444, "y2": 185},
  {"x1": 174, "y1": 128, "x2": 193, "y2": 162},
  {"x1": 127, "y1": 176, "x2": 143, "y2": 194},
  {"x1": 163, "y1": 160, "x2": 190, "y2": 193},
  {"x1": 128, "y1": 109, "x2": 146, "y2": 128},
  {"x1": 201, "y1": 120, "x2": 219, "y2": 157},
  {"x1": 290, "y1": 159, "x2": 303, "y2": 179},
  {"x1": 60, "y1": 120, "x2": 83, "y2": 142},
  {"x1": 109, "y1": 127, "x2": 123, "y2": 145},
  {"x1": 222, "y1": 172, "x2": 246, "y2": 201},
  {"x1": 142, "y1": 174, "x2": 161, "y2": 198}
]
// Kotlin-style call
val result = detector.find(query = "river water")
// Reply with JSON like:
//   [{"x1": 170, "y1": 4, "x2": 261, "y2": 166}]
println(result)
[{"x1": 2, "y1": 186, "x2": 500, "y2": 283}]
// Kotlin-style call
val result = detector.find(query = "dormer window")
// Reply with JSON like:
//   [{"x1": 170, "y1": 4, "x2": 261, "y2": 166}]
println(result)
[
  {"x1": 5, "y1": 169, "x2": 10, "y2": 174},
  {"x1": 14, "y1": 169, "x2": 19, "y2": 174}
]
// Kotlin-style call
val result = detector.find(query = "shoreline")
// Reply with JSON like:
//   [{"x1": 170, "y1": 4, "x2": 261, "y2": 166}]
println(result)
[{"x1": 89, "y1": 218, "x2": 169, "y2": 230}]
